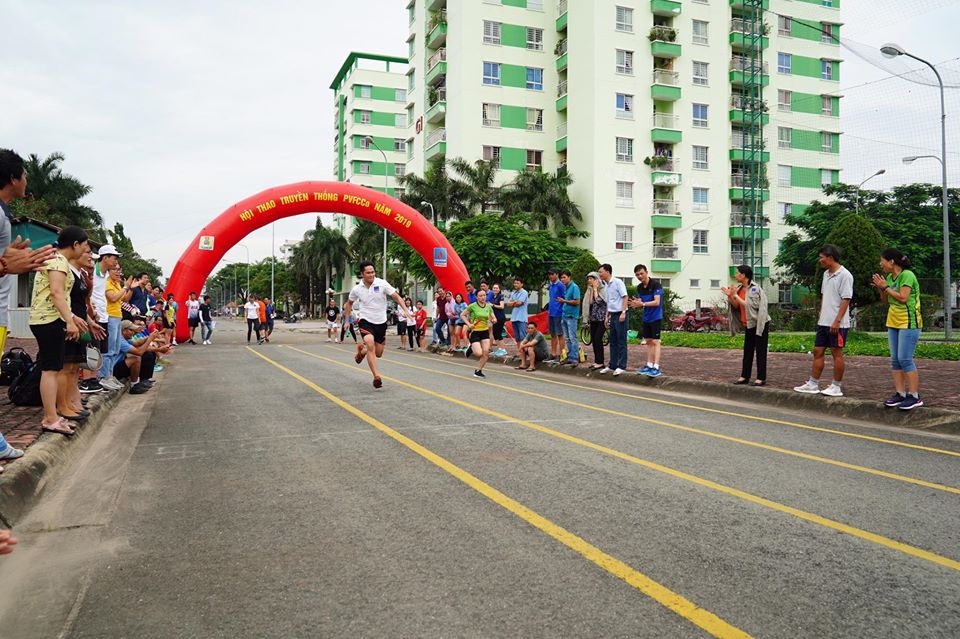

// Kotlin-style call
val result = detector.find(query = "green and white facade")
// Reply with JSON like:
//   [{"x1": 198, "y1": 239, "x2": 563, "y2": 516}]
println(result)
[{"x1": 337, "y1": 0, "x2": 843, "y2": 304}]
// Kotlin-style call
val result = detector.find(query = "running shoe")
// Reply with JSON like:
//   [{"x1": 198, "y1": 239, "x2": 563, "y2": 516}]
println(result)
[
  {"x1": 473, "y1": 369, "x2": 486, "y2": 378},
  {"x1": 355, "y1": 344, "x2": 366, "y2": 364},
  {"x1": 884, "y1": 393, "x2": 906, "y2": 407},
  {"x1": 373, "y1": 377, "x2": 383, "y2": 389},
  {"x1": 646, "y1": 368, "x2": 662, "y2": 378},
  {"x1": 820, "y1": 384, "x2": 843, "y2": 397},
  {"x1": 613, "y1": 368, "x2": 624, "y2": 376},
  {"x1": 0, "y1": 446, "x2": 24, "y2": 460},
  {"x1": 637, "y1": 366, "x2": 652, "y2": 376},
  {"x1": 793, "y1": 380, "x2": 821, "y2": 394},
  {"x1": 598, "y1": 367, "x2": 612, "y2": 374},
  {"x1": 898, "y1": 395, "x2": 923, "y2": 410}
]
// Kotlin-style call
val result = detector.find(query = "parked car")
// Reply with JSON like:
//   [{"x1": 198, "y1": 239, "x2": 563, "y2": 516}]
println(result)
[
  {"x1": 670, "y1": 307, "x2": 728, "y2": 332},
  {"x1": 931, "y1": 309, "x2": 960, "y2": 329}
]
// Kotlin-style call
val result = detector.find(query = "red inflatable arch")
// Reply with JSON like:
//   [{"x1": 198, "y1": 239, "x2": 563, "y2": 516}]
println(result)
[{"x1": 165, "y1": 181, "x2": 469, "y2": 343}]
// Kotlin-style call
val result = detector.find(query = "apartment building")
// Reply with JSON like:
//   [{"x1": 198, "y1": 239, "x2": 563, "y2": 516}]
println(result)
[{"x1": 360, "y1": 0, "x2": 842, "y2": 304}]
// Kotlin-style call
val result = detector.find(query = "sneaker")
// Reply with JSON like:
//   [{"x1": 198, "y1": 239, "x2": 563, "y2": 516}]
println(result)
[
  {"x1": 820, "y1": 384, "x2": 844, "y2": 397},
  {"x1": 794, "y1": 380, "x2": 821, "y2": 394},
  {"x1": 884, "y1": 392, "x2": 906, "y2": 408},
  {"x1": 187, "y1": 339, "x2": 196, "y2": 344},
  {"x1": 598, "y1": 367, "x2": 612, "y2": 374},
  {"x1": 257, "y1": 338, "x2": 266, "y2": 345},
  {"x1": 494, "y1": 348, "x2": 508, "y2": 357},
  {"x1": 129, "y1": 382, "x2": 150, "y2": 395},
  {"x1": 153, "y1": 365, "x2": 164, "y2": 372},
  {"x1": 0, "y1": 446, "x2": 24, "y2": 460},
  {"x1": 646, "y1": 367, "x2": 662, "y2": 378},
  {"x1": 79, "y1": 379, "x2": 104, "y2": 394},
  {"x1": 355, "y1": 344, "x2": 367, "y2": 364},
  {"x1": 473, "y1": 369, "x2": 486, "y2": 378},
  {"x1": 637, "y1": 366, "x2": 652, "y2": 376},
  {"x1": 372, "y1": 377, "x2": 383, "y2": 389},
  {"x1": 899, "y1": 395, "x2": 923, "y2": 410},
  {"x1": 100, "y1": 377, "x2": 124, "y2": 391},
  {"x1": 613, "y1": 368, "x2": 624, "y2": 376}
]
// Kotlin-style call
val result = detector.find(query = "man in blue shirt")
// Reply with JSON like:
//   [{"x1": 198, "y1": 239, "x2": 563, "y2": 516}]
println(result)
[
  {"x1": 507, "y1": 277, "x2": 529, "y2": 344},
  {"x1": 129, "y1": 272, "x2": 151, "y2": 316},
  {"x1": 465, "y1": 281, "x2": 477, "y2": 304},
  {"x1": 546, "y1": 268, "x2": 566, "y2": 362},
  {"x1": 559, "y1": 270, "x2": 581, "y2": 366},
  {"x1": 629, "y1": 264, "x2": 664, "y2": 376}
]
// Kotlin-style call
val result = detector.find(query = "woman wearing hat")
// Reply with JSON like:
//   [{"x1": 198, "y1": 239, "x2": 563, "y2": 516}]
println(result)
[{"x1": 583, "y1": 271, "x2": 607, "y2": 370}]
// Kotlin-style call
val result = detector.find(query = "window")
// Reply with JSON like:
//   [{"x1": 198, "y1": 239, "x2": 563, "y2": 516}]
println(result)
[
  {"x1": 821, "y1": 131, "x2": 834, "y2": 152},
  {"x1": 526, "y1": 108, "x2": 544, "y2": 131},
  {"x1": 615, "y1": 137, "x2": 633, "y2": 162},
  {"x1": 482, "y1": 103, "x2": 501, "y2": 126},
  {"x1": 778, "y1": 127, "x2": 792, "y2": 149},
  {"x1": 692, "y1": 103, "x2": 708, "y2": 128},
  {"x1": 527, "y1": 27, "x2": 543, "y2": 50},
  {"x1": 358, "y1": 110, "x2": 371, "y2": 124},
  {"x1": 483, "y1": 145, "x2": 502, "y2": 167},
  {"x1": 778, "y1": 202, "x2": 792, "y2": 222},
  {"x1": 778, "y1": 283, "x2": 792, "y2": 304},
  {"x1": 395, "y1": 89, "x2": 407, "y2": 102},
  {"x1": 692, "y1": 20, "x2": 708, "y2": 45},
  {"x1": 822, "y1": 0, "x2": 834, "y2": 6},
  {"x1": 615, "y1": 6, "x2": 633, "y2": 32},
  {"x1": 483, "y1": 20, "x2": 501, "y2": 45},
  {"x1": 660, "y1": 278, "x2": 671, "y2": 288},
  {"x1": 527, "y1": 0, "x2": 544, "y2": 9},
  {"x1": 616, "y1": 181, "x2": 634, "y2": 207},
  {"x1": 821, "y1": 59, "x2": 834, "y2": 80},
  {"x1": 821, "y1": 95, "x2": 836, "y2": 116},
  {"x1": 690, "y1": 279, "x2": 701, "y2": 288},
  {"x1": 395, "y1": 113, "x2": 406, "y2": 127},
  {"x1": 692, "y1": 187, "x2": 709, "y2": 210},
  {"x1": 778, "y1": 52, "x2": 792, "y2": 74},
  {"x1": 482, "y1": 61, "x2": 501, "y2": 85},
  {"x1": 408, "y1": 71, "x2": 415, "y2": 92},
  {"x1": 526, "y1": 67, "x2": 544, "y2": 90},
  {"x1": 778, "y1": 164, "x2": 791, "y2": 187},
  {"x1": 692, "y1": 61, "x2": 709, "y2": 85},
  {"x1": 406, "y1": 105, "x2": 414, "y2": 127},
  {"x1": 778, "y1": 15, "x2": 791, "y2": 36},
  {"x1": 692, "y1": 146, "x2": 708, "y2": 170},
  {"x1": 616, "y1": 93, "x2": 634, "y2": 118},
  {"x1": 394, "y1": 138, "x2": 406, "y2": 152},
  {"x1": 526, "y1": 149, "x2": 543, "y2": 170},
  {"x1": 357, "y1": 162, "x2": 371, "y2": 175},
  {"x1": 821, "y1": 169, "x2": 834, "y2": 186},
  {"x1": 395, "y1": 163, "x2": 406, "y2": 177},
  {"x1": 615, "y1": 225, "x2": 633, "y2": 251},
  {"x1": 822, "y1": 23, "x2": 835, "y2": 44},
  {"x1": 358, "y1": 84, "x2": 372, "y2": 98},
  {"x1": 395, "y1": 187, "x2": 406, "y2": 198},
  {"x1": 616, "y1": 49, "x2": 634, "y2": 75},
  {"x1": 710, "y1": 279, "x2": 721, "y2": 289},
  {"x1": 778, "y1": 89, "x2": 792, "y2": 111},
  {"x1": 693, "y1": 230, "x2": 709, "y2": 254}
]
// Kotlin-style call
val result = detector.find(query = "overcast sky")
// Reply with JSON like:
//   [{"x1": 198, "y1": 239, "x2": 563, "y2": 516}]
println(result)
[{"x1": 3, "y1": 1, "x2": 958, "y2": 279}]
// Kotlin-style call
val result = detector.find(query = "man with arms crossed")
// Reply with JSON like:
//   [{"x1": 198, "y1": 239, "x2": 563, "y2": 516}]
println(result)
[
  {"x1": 794, "y1": 244, "x2": 853, "y2": 397},
  {"x1": 629, "y1": 264, "x2": 664, "y2": 377},
  {"x1": 342, "y1": 261, "x2": 414, "y2": 389},
  {"x1": 507, "y1": 276, "x2": 529, "y2": 344},
  {"x1": 545, "y1": 268, "x2": 566, "y2": 362}
]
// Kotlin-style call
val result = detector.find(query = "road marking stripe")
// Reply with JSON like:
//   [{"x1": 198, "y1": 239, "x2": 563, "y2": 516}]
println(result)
[
  {"x1": 368, "y1": 357, "x2": 960, "y2": 495},
  {"x1": 248, "y1": 347, "x2": 751, "y2": 639},
  {"x1": 284, "y1": 346, "x2": 960, "y2": 574}
]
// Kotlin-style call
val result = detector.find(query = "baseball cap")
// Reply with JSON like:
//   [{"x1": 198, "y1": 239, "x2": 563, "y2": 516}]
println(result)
[
  {"x1": 121, "y1": 320, "x2": 138, "y2": 331},
  {"x1": 97, "y1": 244, "x2": 122, "y2": 258}
]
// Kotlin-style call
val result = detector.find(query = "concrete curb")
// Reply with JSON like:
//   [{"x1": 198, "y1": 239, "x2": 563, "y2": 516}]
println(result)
[
  {"x1": 428, "y1": 347, "x2": 960, "y2": 434},
  {"x1": 0, "y1": 388, "x2": 127, "y2": 528}
]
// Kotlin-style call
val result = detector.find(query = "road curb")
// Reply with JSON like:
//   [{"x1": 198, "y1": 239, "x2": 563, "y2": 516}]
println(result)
[{"x1": 0, "y1": 389, "x2": 126, "y2": 528}]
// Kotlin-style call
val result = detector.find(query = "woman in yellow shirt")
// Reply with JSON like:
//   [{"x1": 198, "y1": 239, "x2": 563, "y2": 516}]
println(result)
[{"x1": 29, "y1": 226, "x2": 90, "y2": 435}]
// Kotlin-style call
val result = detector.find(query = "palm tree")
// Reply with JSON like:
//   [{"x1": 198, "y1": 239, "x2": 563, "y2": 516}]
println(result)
[
  {"x1": 449, "y1": 158, "x2": 500, "y2": 215},
  {"x1": 309, "y1": 223, "x2": 349, "y2": 295},
  {"x1": 348, "y1": 219, "x2": 385, "y2": 271},
  {"x1": 23, "y1": 152, "x2": 104, "y2": 229},
  {"x1": 397, "y1": 155, "x2": 471, "y2": 225},
  {"x1": 500, "y1": 168, "x2": 583, "y2": 237}
]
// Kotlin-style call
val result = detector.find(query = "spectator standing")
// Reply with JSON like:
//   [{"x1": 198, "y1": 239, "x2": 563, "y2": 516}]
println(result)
[
  {"x1": 465, "y1": 281, "x2": 477, "y2": 304},
  {"x1": 76, "y1": 246, "x2": 105, "y2": 393},
  {"x1": 256, "y1": 296, "x2": 267, "y2": 344},
  {"x1": 516, "y1": 321, "x2": 550, "y2": 371},
  {"x1": 872, "y1": 249, "x2": 924, "y2": 410},
  {"x1": 629, "y1": 264, "x2": 664, "y2": 377},
  {"x1": 794, "y1": 244, "x2": 853, "y2": 397},
  {"x1": 128, "y1": 272, "x2": 150, "y2": 316},
  {"x1": 558, "y1": 270, "x2": 581, "y2": 366},
  {"x1": 462, "y1": 289, "x2": 496, "y2": 378},
  {"x1": 61, "y1": 246, "x2": 99, "y2": 416},
  {"x1": 89, "y1": 246, "x2": 119, "y2": 387},
  {"x1": 583, "y1": 272, "x2": 607, "y2": 370},
  {"x1": 263, "y1": 297, "x2": 275, "y2": 342},
  {"x1": 432, "y1": 286, "x2": 447, "y2": 347},
  {"x1": 404, "y1": 298, "x2": 417, "y2": 350},
  {"x1": 444, "y1": 291, "x2": 457, "y2": 353},
  {"x1": 395, "y1": 301, "x2": 408, "y2": 348},
  {"x1": 324, "y1": 299, "x2": 340, "y2": 342},
  {"x1": 243, "y1": 294, "x2": 261, "y2": 344},
  {"x1": 100, "y1": 264, "x2": 134, "y2": 390},
  {"x1": 164, "y1": 292, "x2": 179, "y2": 345},
  {"x1": 414, "y1": 300, "x2": 428, "y2": 351},
  {"x1": 199, "y1": 294, "x2": 214, "y2": 344},
  {"x1": 186, "y1": 291, "x2": 201, "y2": 344},
  {"x1": 599, "y1": 264, "x2": 628, "y2": 375},
  {"x1": 545, "y1": 268, "x2": 566, "y2": 362},
  {"x1": 722, "y1": 264, "x2": 770, "y2": 386},
  {"x1": 508, "y1": 276, "x2": 529, "y2": 344},
  {"x1": 489, "y1": 283, "x2": 507, "y2": 356},
  {"x1": 453, "y1": 293, "x2": 468, "y2": 353}
]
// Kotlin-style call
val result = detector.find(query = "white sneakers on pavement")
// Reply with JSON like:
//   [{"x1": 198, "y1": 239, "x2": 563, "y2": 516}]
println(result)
[
  {"x1": 99, "y1": 376, "x2": 124, "y2": 391},
  {"x1": 612, "y1": 368, "x2": 624, "y2": 376},
  {"x1": 793, "y1": 380, "x2": 821, "y2": 394},
  {"x1": 820, "y1": 383, "x2": 844, "y2": 397}
]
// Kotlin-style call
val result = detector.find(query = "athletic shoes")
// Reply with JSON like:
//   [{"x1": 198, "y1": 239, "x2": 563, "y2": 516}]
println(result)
[
  {"x1": 372, "y1": 377, "x2": 383, "y2": 389},
  {"x1": 99, "y1": 376, "x2": 124, "y2": 391},
  {"x1": 794, "y1": 380, "x2": 821, "y2": 394},
  {"x1": 129, "y1": 381, "x2": 151, "y2": 395},
  {"x1": 820, "y1": 384, "x2": 844, "y2": 397},
  {"x1": 257, "y1": 338, "x2": 266, "y2": 345},
  {"x1": 646, "y1": 367, "x2": 662, "y2": 378},
  {"x1": 473, "y1": 369, "x2": 486, "y2": 378},
  {"x1": 884, "y1": 392, "x2": 906, "y2": 408},
  {"x1": 187, "y1": 339, "x2": 196, "y2": 344},
  {"x1": 355, "y1": 344, "x2": 366, "y2": 364},
  {"x1": 637, "y1": 366, "x2": 652, "y2": 376},
  {"x1": 493, "y1": 348, "x2": 508, "y2": 357},
  {"x1": 598, "y1": 367, "x2": 612, "y2": 374},
  {"x1": 899, "y1": 395, "x2": 923, "y2": 410},
  {"x1": 612, "y1": 368, "x2": 624, "y2": 376},
  {"x1": 79, "y1": 379, "x2": 104, "y2": 394},
  {"x1": 0, "y1": 446, "x2": 24, "y2": 460}
]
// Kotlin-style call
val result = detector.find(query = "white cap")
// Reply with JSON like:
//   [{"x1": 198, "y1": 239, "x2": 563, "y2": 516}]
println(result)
[{"x1": 97, "y1": 244, "x2": 122, "y2": 258}]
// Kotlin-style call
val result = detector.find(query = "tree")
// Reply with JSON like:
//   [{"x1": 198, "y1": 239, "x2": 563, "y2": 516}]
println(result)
[
  {"x1": 108, "y1": 222, "x2": 163, "y2": 284},
  {"x1": 18, "y1": 152, "x2": 105, "y2": 233},
  {"x1": 397, "y1": 155, "x2": 472, "y2": 226},
  {"x1": 448, "y1": 157, "x2": 500, "y2": 215},
  {"x1": 499, "y1": 168, "x2": 584, "y2": 238},
  {"x1": 823, "y1": 213, "x2": 886, "y2": 307}
]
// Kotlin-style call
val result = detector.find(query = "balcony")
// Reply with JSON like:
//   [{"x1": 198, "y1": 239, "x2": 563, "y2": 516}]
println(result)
[
  {"x1": 556, "y1": 80, "x2": 568, "y2": 111},
  {"x1": 556, "y1": 122, "x2": 567, "y2": 152},
  {"x1": 729, "y1": 94, "x2": 770, "y2": 126},
  {"x1": 729, "y1": 135, "x2": 769, "y2": 162},
  {"x1": 426, "y1": 48, "x2": 447, "y2": 86},
  {"x1": 729, "y1": 173, "x2": 770, "y2": 201},
  {"x1": 426, "y1": 11, "x2": 447, "y2": 49},
  {"x1": 651, "y1": 69, "x2": 681, "y2": 101},
  {"x1": 651, "y1": 113, "x2": 682, "y2": 144},
  {"x1": 651, "y1": 200, "x2": 682, "y2": 229},
  {"x1": 425, "y1": 127, "x2": 446, "y2": 160},
  {"x1": 729, "y1": 56, "x2": 770, "y2": 86},
  {"x1": 426, "y1": 0, "x2": 445, "y2": 10},
  {"x1": 652, "y1": 243, "x2": 681, "y2": 273},
  {"x1": 426, "y1": 87, "x2": 446, "y2": 123},
  {"x1": 730, "y1": 0, "x2": 769, "y2": 9},
  {"x1": 649, "y1": 26, "x2": 681, "y2": 59},
  {"x1": 651, "y1": 0, "x2": 682, "y2": 18},
  {"x1": 650, "y1": 160, "x2": 682, "y2": 187},
  {"x1": 556, "y1": 0, "x2": 568, "y2": 31},
  {"x1": 555, "y1": 38, "x2": 568, "y2": 71},
  {"x1": 729, "y1": 19, "x2": 769, "y2": 50},
  {"x1": 729, "y1": 212, "x2": 771, "y2": 239}
]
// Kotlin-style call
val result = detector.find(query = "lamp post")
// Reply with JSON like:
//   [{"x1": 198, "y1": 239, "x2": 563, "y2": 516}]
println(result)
[
  {"x1": 420, "y1": 200, "x2": 436, "y2": 225},
  {"x1": 882, "y1": 43, "x2": 951, "y2": 340},
  {"x1": 236, "y1": 243, "x2": 251, "y2": 298},
  {"x1": 855, "y1": 169, "x2": 885, "y2": 215},
  {"x1": 364, "y1": 136, "x2": 390, "y2": 278}
]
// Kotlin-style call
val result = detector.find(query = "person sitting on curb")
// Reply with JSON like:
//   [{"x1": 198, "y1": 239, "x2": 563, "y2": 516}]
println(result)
[
  {"x1": 516, "y1": 321, "x2": 550, "y2": 372},
  {"x1": 112, "y1": 320, "x2": 169, "y2": 394}
]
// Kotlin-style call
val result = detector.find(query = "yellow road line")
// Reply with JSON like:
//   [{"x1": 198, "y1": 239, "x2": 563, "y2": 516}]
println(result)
[
  {"x1": 247, "y1": 347, "x2": 751, "y2": 639},
  {"x1": 364, "y1": 356, "x2": 960, "y2": 496},
  {"x1": 410, "y1": 352, "x2": 960, "y2": 458},
  {"x1": 284, "y1": 346, "x2": 960, "y2": 574}
]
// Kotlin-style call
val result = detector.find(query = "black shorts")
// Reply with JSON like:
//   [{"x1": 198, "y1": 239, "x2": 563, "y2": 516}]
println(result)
[
  {"x1": 814, "y1": 325, "x2": 848, "y2": 349},
  {"x1": 113, "y1": 358, "x2": 131, "y2": 380},
  {"x1": 30, "y1": 319, "x2": 66, "y2": 371},
  {"x1": 188, "y1": 317, "x2": 200, "y2": 328},
  {"x1": 358, "y1": 319, "x2": 388, "y2": 344},
  {"x1": 469, "y1": 329, "x2": 491, "y2": 344},
  {"x1": 641, "y1": 320, "x2": 662, "y2": 340},
  {"x1": 64, "y1": 338, "x2": 86, "y2": 364},
  {"x1": 492, "y1": 320, "x2": 505, "y2": 341}
]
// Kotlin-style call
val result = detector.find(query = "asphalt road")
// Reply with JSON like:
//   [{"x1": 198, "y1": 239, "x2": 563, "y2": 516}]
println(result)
[{"x1": 2, "y1": 320, "x2": 959, "y2": 638}]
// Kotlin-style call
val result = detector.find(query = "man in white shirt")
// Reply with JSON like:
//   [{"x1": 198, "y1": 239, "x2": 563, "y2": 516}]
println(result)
[
  {"x1": 342, "y1": 261, "x2": 413, "y2": 389},
  {"x1": 599, "y1": 263, "x2": 629, "y2": 375},
  {"x1": 186, "y1": 291, "x2": 201, "y2": 344}
]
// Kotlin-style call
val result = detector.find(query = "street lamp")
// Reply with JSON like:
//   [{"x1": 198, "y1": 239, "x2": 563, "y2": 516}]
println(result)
[
  {"x1": 855, "y1": 169, "x2": 886, "y2": 214},
  {"x1": 882, "y1": 43, "x2": 951, "y2": 339},
  {"x1": 364, "y1": 136, "x2": 390, "y2": 278},
  {"x1": 236, "y1": 243, "x2": 251, "y2": 298},
  {"x1": 420, "y1": 200, "x2": 435, "y2": 225}
]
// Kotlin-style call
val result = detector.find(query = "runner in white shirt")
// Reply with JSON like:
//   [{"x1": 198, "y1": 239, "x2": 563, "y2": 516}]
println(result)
[{"x1": 342, "y1": 261, "x2": 413, "y2": 389}]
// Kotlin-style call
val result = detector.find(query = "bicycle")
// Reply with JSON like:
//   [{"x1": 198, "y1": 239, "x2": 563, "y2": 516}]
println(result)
[{"x1": 578, "y1": 323, "x2": 609, "y2": 346}]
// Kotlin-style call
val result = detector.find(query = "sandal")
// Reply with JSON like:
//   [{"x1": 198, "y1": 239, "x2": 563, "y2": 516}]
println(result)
[
  {"x1": 41, "y1": 421, "x2": 75, "y2": 437},
  {"x1": 753, "y1": 380, "x2": 766, "y2": 387},
  {"x1": 524, "y1": 367, "x2": 536, "y2": 372},
  {"x1": 515, "y1": 365, "x2": 527, "y2": 369},
  {"x1": 589, "y1": 364, "x2": 604, "y2": 370},
  {"x1": 733, "y1": 378, "x2": 749, "y2": 385}
]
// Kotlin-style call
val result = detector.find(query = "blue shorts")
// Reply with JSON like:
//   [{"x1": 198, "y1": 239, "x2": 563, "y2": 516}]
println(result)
[
  {"x1": 814, "y1": 325, "x2": 848, "y2": 349},
  {"x1": 548, "y1": 315, "x2": 563, "y2": 338}
]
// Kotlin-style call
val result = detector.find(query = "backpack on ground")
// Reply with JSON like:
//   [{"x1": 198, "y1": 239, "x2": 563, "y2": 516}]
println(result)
[
  {"x1": 0, "y1": 347, "x2": 34, "y2": 386},
  {"x1": 8, "y1": 361, "x2": 42, "y2": 407}
]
